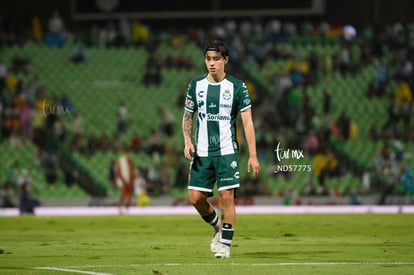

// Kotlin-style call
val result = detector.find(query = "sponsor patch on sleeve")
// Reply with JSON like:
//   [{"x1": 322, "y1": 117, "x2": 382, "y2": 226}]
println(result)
[{"x1": 185, "y1": 99, "x2": 195, "y2": 109}]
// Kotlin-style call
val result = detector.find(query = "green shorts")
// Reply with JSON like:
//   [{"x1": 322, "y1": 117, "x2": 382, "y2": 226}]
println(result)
[{"x1": 188, "y1": 154, "x2": 240, "y2": 193}]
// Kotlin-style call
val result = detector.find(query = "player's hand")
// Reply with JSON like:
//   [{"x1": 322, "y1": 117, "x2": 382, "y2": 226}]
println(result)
[
  {"x1": 247, "y1": 156, "x2": 260, "y2": 177},
  {"x1": 184, "y1": 144, "x2": 195, "y2": 161}
]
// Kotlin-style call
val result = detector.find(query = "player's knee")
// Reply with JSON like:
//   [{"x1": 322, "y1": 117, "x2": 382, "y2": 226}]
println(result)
[
  {"x1": 188, "y1": 193, "x2": 205, "y2": 207},
  {"x1": 188, "y1": 196, "x2": 199, "y2": 206},
  {"x1": 188, "y1": 190, "x2": 209, "y2": 206},
  {"x1": 219, "y1": 191, "x2": 234, "y2": 207}
]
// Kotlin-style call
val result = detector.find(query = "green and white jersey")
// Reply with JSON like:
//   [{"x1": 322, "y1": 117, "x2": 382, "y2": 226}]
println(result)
[{"x1": 184, "y1": 74, "x2": 252, "y2": 157}]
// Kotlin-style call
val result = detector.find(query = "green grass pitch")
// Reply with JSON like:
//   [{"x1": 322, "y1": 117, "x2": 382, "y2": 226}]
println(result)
[{"x1": 1, "y1": 213, "x2": 414, "y2": 274}]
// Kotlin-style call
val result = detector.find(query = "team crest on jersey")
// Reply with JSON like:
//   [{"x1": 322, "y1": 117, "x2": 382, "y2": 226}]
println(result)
[{"x1": 223, "y1": 89, "x2": 231, "y2": 100}]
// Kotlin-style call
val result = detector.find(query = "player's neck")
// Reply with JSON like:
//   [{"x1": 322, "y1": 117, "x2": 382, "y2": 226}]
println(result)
[{"x1": 207, "y1": 73, "x2": 226, "y2": 83}]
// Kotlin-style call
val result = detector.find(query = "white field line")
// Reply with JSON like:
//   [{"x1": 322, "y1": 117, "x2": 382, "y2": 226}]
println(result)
[
  {"x1": 3, "y1": 205, "x2": 414, "y2": 217},
  {"x1": 34, "y1": 261, "x2": 414, "y2": 272},
  {"x1": 33, "y1": 267, "x2": 114, "y2": 275}
]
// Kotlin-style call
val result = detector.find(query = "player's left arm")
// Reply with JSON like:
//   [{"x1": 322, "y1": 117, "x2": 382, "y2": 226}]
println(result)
[{"x1": 240, "y1": 108, "x2": 260, "y2": 177}]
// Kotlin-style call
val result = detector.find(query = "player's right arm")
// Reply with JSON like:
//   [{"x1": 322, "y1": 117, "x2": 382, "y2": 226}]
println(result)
[{"x1": 182, "y1": 110, "x2": 195, "y2": 160}]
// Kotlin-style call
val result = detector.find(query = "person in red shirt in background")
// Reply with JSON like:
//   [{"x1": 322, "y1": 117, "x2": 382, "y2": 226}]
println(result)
[{"x1": 115, "y1": 145, "x2": 136, "y2": 214}]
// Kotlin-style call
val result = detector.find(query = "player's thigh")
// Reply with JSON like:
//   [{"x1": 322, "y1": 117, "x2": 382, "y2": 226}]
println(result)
[
  {"x1": 215, "y1": 154, "x2": 240, "y2": 191},
  {"x1": 188, "y1": 156, "x2": 216, "y2": 192}
]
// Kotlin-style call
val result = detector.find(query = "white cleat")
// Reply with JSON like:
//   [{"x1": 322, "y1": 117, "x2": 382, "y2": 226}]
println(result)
[
  {"x1": 214, "y1": 244, "x2": 230, "y2": 259},
  {"x1": 210, "y1": 230, "x2": 221, "y2": 253}
]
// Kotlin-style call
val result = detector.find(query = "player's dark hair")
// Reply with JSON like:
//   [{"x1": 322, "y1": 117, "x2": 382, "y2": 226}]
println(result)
[{"x1": 204, "y1": 40, "x2": 229, "y2": 58}]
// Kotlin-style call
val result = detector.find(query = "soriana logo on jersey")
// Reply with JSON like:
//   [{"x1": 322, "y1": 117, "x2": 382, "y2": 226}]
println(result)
[{"x1": 206, "y1": 113, "x2": 231, "y2": 121}]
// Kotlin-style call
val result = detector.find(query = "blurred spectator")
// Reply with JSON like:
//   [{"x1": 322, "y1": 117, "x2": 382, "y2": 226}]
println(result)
[
  {"x1": 337, "y1": 111, "x2": 351, "y2": 140},
  {"x1": 116, "y1": 101, "x2": 128, "y2": 134},
  {"x1": 375, "y1": 62, "x2": 389, "y2": 97},
  {"x1": 394, "y1": 59, "x2": 413, "y2": 83},
  {"x1": 300, "y1": 21, "x2": 314, "y2": 37},
  {"x1": 272, "y1": 66, "x2": 293, "y2": 103},
  {"x1": 387, "y1": 97, "x2": 400, "y2": 125},
  {"x1": 41, "y1": 152, "x2": 59, "y2": 184},
  {"x1": 0, "y1": 58, "x2": 7, "y2": 96},
  {"x1": 325, "y1": 150, "x2": 342, "y2": 178},
  {"x1": 302, "y1": 130, "x2": 319, "y2": 156},
  {"x1": 10, "y1": 128, "x2": 23, "y2": 148},
  {"x1": 312, "y1": 149, "x2": 328, "y2": 195},
  {"x1": 239, "y1": 20, "x2": 253, "y2": 40},
  {"x1": 158, "y1": 106, "x2": 175, "y2": 137},
  {"x1": 31, "y1": 16, "x2": 42, "y2": 43},
  {"x1": 283, "y1": 21, "x2": 297, "y2": 37},
  {"x1": 131, "y1": 21, "x2": 149, "y2": 46},
  {"x1": 119, "y1": 17, "x2": 131, "y2": 45},
  {"x1": 369, "y1": 123, "x2": 381, "y2": 141},
  {"x1": 286, "y1": 85, "x2": 303, "y2": 125},
  {"x1": 374, "y1": 148, "x2": 399, "y2": 205},
  {"x1": 134, "y1": 167, "x2": 150, "y2": 207},
  {"x1": 394, "y1": 81, "x2": 413, "y2": 104},
  {"x1": 142, "y1": 52, "x2": 162, "y2": 86},
  {"x1": 321, "y1": 53, "x2": 333, "y2": 81},
  {"x1": 62, "y1": 161, "x2": 79, "y2": 187},
  {"x1": 362, "y1": 169, "x2": 372, "y2": 193},
  {"x1": 349, "y1": 190, "x2": 361, "y2": 205},
  {"x1": 72, "y1": 113, "x2": 84, "y2": 136},
  {"x1": 70, "y1": 43, "x2": 89, "y2": 64},
  {"x1": 336, "y1": 44, "x2": 352, "y2": 75},
  {"x1": 60, "y1": 94, "x2": 72, "y2": 114},
  {"x1": 322, "y1": 89, "x2": 332, "y2": 115},
  {"x1": 31, "y1": 107, "x2": 46, "y2": 147},
  {"x1": 307, "y1": 50, "x2": 319, "y2": 85},
  {"x1": 367, "y1": 80, "x2": 378, "y2": 98},
  {"x1": 53, "y1": 118, "x2": 66, "y2": 142},
  {"x1": 349, "y1": 119, "x2": 359, "y2": 139},
  {"x1": 130, "y1": 132, "x2": 142, "y2": 152},
  {"x1": 0, "y1": 161, "x2": 20, "y2": 207},
  {"x1": 142, "y1": 129, "x2": 163, "y2": 155},
  {"x1": 16, "y1": 169, "x2": 40, "y2": 215},
  {"x1": 19, "y1": 103, "x2": 33, "y2": 139},
  {"x1": 1, "y1": 176, "x2": 15, "y2": 208},
  {"x1": 46, "y1": 10, "x2": 65, "y2": 47},
  {"x1": 108, "y1": 158, "x2": 117, "y2": 190},
  {"x1": 110, "y1": 133, "x2": 121, "y2": 152},
  {"x1": 115, "y1": 145, "x2": 137, "y2": 214},
  {"x1": 145, "y1": 151, "x2": 162, "y2": 196},
  {"x1": 5, "y1": 161, "x2": 19, "y2": 191},
  {"x1": 400, "y1": 165, "x2": 414, "y2": 195},
  {"x1": 318, "y1": 21, "x2": 330, "y2": 37},
  {"x1": 265, "y1": 18, "x2": 281, "y2": 41}
]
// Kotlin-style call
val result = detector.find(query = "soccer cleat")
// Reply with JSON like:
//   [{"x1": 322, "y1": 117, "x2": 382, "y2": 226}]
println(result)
[
  {"x1": 214, "y1": 244, "x2": 230, "y2": 259},
  {"x1": 210, "y1": 229, "x2": 221, "y2": 253}
]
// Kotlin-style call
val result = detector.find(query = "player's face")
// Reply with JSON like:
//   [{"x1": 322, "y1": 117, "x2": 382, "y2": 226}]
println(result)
[{"x1": 205, "y1": 51, "x2": 228, "y2": 76}]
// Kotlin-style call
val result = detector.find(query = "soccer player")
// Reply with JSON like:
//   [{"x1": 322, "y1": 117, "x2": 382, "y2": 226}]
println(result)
[{"x1": 182, "y1": 40, "x2": 260, "y2": 258}]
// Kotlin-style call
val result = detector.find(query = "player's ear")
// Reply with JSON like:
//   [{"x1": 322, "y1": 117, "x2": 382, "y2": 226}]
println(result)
[{"x1": 224, "y1": 56, "x2": 229, "y2": 64}]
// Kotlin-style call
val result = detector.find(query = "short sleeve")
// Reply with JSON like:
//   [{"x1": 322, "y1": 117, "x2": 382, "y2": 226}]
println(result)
[
  {"x1": 184, "y1": 81, "x2": 196, "y2": 113},
  {"x1": 238, "y1": 81, "x2": 252, "y2": 112}
]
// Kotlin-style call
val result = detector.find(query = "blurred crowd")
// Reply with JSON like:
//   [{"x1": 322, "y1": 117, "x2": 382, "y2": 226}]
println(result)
[{"x1": 1, "y1": 13, "x2": 414, "y2": 207}]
